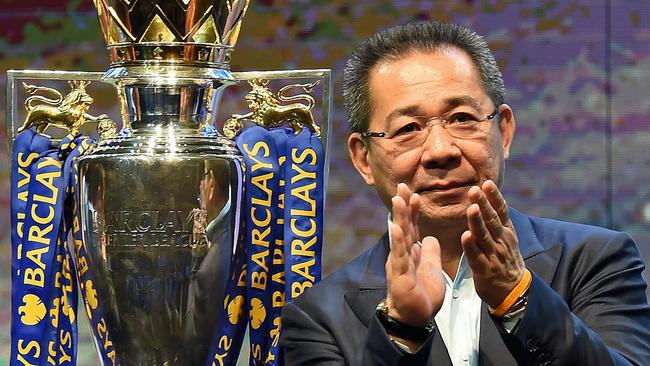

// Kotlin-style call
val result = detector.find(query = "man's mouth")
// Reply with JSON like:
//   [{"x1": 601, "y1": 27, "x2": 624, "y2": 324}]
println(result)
[{"x1": 416, "y1": 181, "x2": 476, "y2": 194}]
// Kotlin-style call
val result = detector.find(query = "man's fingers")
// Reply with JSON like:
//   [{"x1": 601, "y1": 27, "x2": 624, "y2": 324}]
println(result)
[
  {"x1": 460, "y1": 230, "x2": 478, "y2": 256},
  {"x1": 417, "y1": 236, "x2": 440, "y2": 281},
  {"x1": 411, "y1": 240, "x2": 422, "y2": 267},
  {"x1": 396, "y1": 182, "x2": 411, "y2": 202},
  {"x1": 409, "y1": 192, "x2": 421, "y2": 241},
  {"x1": 394, "y1": 183, "x2": 418, "y2": 246},
  {"x1": 391, "y1": 195, "x2": 414, "y2": 254},
  {"x1": 467, "y1": 203, "x2": 494, "y2": 254},
  {"x1": 389, "y1": 222, "x2": 410, "y2": 275},
  {"x1": 460, "y1": 230, "x2": 488, "y2": 269},
  {"x1": 468, "y1": 185, "x2": 503, "y2": 238},
  {"x1": 419, "y1": 236, "x2": 441, "y2": 263},
  {"x1": 396, "y1": 182, "x2": 412, "y2": 222},
  {"x1": 482, "y1": 180, "x2": 511, "y2": 227}
]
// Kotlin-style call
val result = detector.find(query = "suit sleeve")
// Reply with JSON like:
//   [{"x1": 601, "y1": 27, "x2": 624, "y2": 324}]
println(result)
[
  {"x1": 512, "y1": 232, "x2": 650, "y2": 365},
  {"x1": 280, "y1": 301, "x2": 436, "y2": 365}
]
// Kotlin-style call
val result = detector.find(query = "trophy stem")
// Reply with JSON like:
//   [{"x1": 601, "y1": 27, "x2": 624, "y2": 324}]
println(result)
[{"x1": 104, "y1": 65, "x2": 234, "y2": 136}]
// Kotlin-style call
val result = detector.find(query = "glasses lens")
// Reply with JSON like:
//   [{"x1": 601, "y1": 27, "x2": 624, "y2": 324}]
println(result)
[
  {"x1": 387, "y1": 130, "x2": 427, "y2": 150},
  {"x1": 447, "y1": 123, "x2": 483, "y2": 139}
]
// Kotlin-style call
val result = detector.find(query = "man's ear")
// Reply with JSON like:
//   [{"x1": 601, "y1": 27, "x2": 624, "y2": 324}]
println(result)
[
  {"x1": 207, "y1": 170, "x2": 217, "y2": 202},
  {"x1": 348, "y1": 133, "x2": 375, "y2": 186},
  {"x1": 497, "y1": 104, "x2": 516, "y2": 159}
]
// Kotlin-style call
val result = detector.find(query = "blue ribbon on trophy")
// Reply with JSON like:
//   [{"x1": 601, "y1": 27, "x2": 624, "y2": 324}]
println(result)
[
  {"x1": 10, "y1": 129, "x2": 55, "y2": 366},
  {"x1": 284, "y1": 128, "x2": 324, "y2": 302},
  {"x1": 208, "y1": 122, "x2": 325, "y2": 366},
  {"x1": 10, "y1": 130, "x2": 78, "y2": 365},
  {"x1": 264, "y1": 128, "x2": 290, "y2": 366},
  {"x1": 237, "y1": 127, "x2": 284, "y2": 365},
  {"x1": 65, "y1": 136, "x2": 118, "y2": 366},
  {"x1": 10, "y1": 129, "x2": 119, "y2": 366}
]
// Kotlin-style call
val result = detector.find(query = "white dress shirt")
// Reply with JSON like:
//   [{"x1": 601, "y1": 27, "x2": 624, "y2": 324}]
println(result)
[{"x1": 434, "y1": 255, "x2": 481, "y2": 366}]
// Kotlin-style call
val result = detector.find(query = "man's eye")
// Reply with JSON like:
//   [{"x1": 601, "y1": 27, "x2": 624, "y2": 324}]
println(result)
[
  {"x1": 393, "y1": 123, "x2": 421, "y2": 136},
  {"x1": 449, "y1": 113, "x2": 478, "y2": 124}
]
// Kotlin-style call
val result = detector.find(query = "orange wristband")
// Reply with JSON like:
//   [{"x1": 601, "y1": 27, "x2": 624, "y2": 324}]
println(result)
[{"x1": 489, "y1": 269, "x2": 532, "y2": 318}]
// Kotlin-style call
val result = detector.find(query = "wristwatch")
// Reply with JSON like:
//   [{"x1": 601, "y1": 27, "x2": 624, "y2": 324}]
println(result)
[{"x1": 375, "y1": 299, "x2": 435, "y2": 343}]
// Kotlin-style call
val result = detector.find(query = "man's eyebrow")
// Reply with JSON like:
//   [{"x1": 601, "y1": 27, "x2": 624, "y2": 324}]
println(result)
[
  {"x1": 442, "y1": 96, "x2": 483, "y2": 111},
  {"x1": 385, "y1": 105, "x2": 425, "y2": 123},
  {"x1": 382, "y1": 96, "x2": 486, "y2": 125}
]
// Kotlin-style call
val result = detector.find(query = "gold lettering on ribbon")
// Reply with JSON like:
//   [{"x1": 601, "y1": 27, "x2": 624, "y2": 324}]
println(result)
[
  {"x1": 251, "y1": 271, "x2": 267, "y2": 291},
  {"x1": 24, "y1": 268, "x2": 44, "y2": 287},
  {"x1": 33, "y1": 159, "x2": 62, "y2": 205},
  {"x1": 288, "y1": 147, "x2": 319, "y2": 299},
  {"x1": 247, "y1": 143, "x2": 274, "y2": 293},
  {"x1": 251, "y1": 173, "x2": 273, "y2": 207},
  {"x1": 272, "y1": 291, "x2": 285, "y2": 308},
  {"x1": 243, "y1": 142, "x2": 272, "y2": 171},
  {"x1": 271, "y1": 247, "x2": 285, "y2": 285},
  {"x1": 47, "y1": 340, "x2": 56, "y2": 365},
  {"x1": 290, "y1": 235, "x2": 317, "y2": 257},
  {"x1": 16, "y1": 152, "x2": 39, "y2": 202},
  {"x1": 17, "y1": 212, "x2": 26, "y2": 240},
  {"x1": 57, "y1": 329, "x2": 72, "y2": 364},
  {"x1": 210, "y1": 335, "x2": 233, "y2": 366},
  {"x1": 291, "y1": 147, "x2": 317, "y2": 166},
  {"x1": 27, "y1": 224, "x2": 52, "y2": 245},
  {"x1": 23, "y1": 164, "x2": 61, "y2": 292},
  {"x1": 262, "y1": 145, "x2": 288, "y2": 364},
  {"x1": 97, "y1": 318, "x2": 116, "y2": 365},
  {"x1": 265, "y1": 317, "x2": 282, "y2": 363},
  {"x1": 290, "y1": 218, "x2": 316, "y2": 237},
  {"x1": 237, "y1": 264, "x2": 247, "y2": 287},
  {"x1": 16, "y1": 339, "x2": 40, "y2": 366},
  {"x1": 291, "y1": 259, "x2": 316, "y2": 282},
  {"x1": 291, "y1": 281, "x2": 312, "y2": 298},
  {"x1": 251, "y1": 344, "x2": 263, "y2": 361}
]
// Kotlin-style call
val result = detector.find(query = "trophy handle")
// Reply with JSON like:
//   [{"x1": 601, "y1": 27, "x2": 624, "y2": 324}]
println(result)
[
  {"x1": 227, "y1": 69, "x2": 333, "y2": 186},
  {"x1": 230, "y1": 68, "x2": 333, "y2": 178},
  {"x1": 5, "y1": 70, "x2": 120, "y2": 156}
]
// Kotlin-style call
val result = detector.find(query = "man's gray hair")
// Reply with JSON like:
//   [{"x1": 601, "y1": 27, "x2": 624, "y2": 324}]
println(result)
[{"x1": 343, "y1": 21, "x2": 505, "y2": 133}]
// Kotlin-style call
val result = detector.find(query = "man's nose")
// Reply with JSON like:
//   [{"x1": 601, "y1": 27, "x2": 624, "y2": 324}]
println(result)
[{"x1": 419, "y1": 124, "x2": 462, "y2": 168}]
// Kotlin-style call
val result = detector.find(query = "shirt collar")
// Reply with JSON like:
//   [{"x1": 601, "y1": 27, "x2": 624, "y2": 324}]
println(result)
[{"x1": 206, "y1": 197, "x2": 232, "y2": 239}]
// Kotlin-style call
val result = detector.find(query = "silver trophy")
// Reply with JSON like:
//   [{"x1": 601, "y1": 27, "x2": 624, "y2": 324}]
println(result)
[
  {"x1": 6, "y1": 0, "x2": 331, "y2": 364},
  {"x1": 81, "y1": 0, "x2": 247, "y2": 364}
]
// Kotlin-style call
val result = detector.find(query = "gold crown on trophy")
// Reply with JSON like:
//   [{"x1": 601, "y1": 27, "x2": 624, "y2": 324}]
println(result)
[{"x1": 93, "y1": 0, "x2": 250, "y2": 68}]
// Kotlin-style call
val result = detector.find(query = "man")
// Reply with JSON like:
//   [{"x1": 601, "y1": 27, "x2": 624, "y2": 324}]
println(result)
[{"x1": 279, "y1": 21, "x2": 650, "y2": 365}]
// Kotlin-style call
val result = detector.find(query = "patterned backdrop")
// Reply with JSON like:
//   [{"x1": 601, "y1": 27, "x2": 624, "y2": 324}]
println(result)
[{"x1": 1, "y1": 0, "x2": 649, "y2": 364}]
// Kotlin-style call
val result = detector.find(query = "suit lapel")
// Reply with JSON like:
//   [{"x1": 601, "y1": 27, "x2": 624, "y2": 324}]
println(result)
[
  {"x1": 479, "y1": 209, "x2": 564, "y2": 366},
  {"x1": 478, "y1": 303, "x2": 519, "y2": 365},
  {"x1": 343, "y1": 233, "x2": 389, "y2": 328},
  {"x1": 510, "y1": 208, "x2": 564, "y2": 285}
]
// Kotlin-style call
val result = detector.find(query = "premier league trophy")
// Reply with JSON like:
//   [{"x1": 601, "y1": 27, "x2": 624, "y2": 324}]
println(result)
[
  {"x1": 7, "y1": 1, "x2": 330, "y2": 365},
  {"x1": 75, "y1": 0, "x2": 250, "y2": 364}
]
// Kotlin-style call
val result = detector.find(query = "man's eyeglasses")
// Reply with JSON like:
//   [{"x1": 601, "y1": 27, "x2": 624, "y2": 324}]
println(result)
[{"x1": 361, "y1": 108, "x2": 500, "y2": 151}]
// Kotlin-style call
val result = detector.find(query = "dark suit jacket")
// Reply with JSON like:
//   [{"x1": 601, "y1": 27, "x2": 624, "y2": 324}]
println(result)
[{"x1": 280, "y1": 209, "x2": 650, "y2": 365}]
